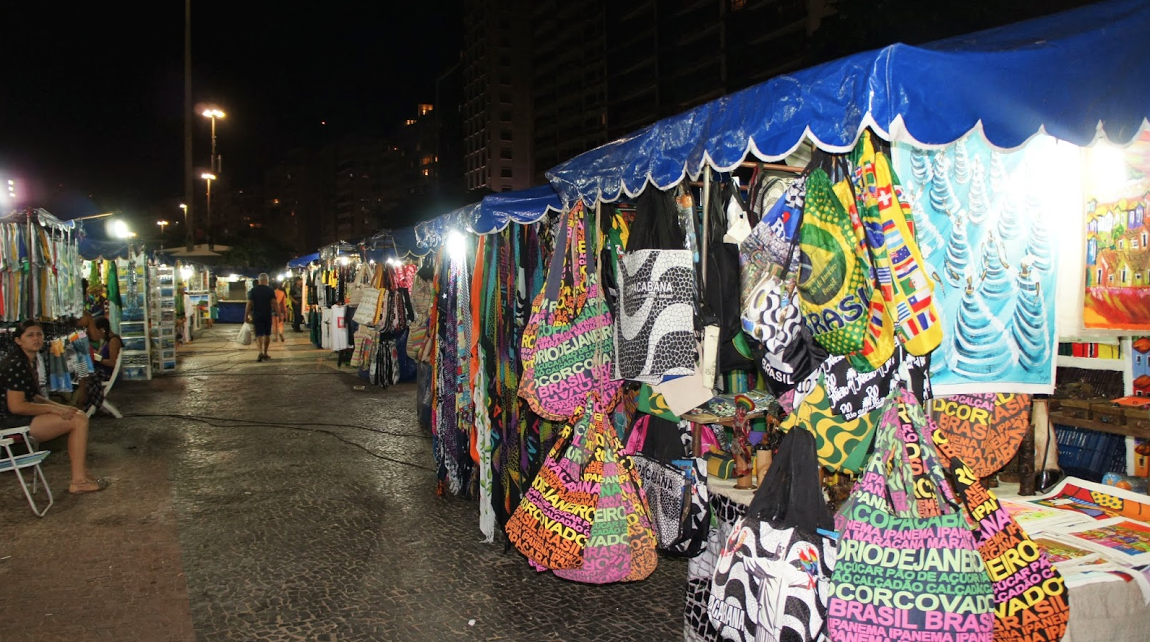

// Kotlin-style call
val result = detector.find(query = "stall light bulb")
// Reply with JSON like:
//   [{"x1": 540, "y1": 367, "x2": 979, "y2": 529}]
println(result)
[
  {"x1": 1088, "y1": 142, "x2": 1130, "y2": 199},
  {"x1": 446, "y1": 230, "x2": 467, "y2": 261},
  {"x1": 339, "y1": 256, "x2": 350, "y2": 266}
]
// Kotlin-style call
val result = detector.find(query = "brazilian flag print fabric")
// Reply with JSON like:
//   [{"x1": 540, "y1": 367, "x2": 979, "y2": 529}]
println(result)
[
  {"x1": 850, "y1": 131, "x2": 942, "y2": 356},
  {"x1": 797, "y1": 168, "x2": 890, "y2": 371}
]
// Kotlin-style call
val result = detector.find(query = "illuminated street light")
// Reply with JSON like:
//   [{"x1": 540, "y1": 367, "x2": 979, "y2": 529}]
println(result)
[
  {"x1": 110, "y1": 219, "x2": 133, "y2": 239},
  {"x1": 201, "y1": 106, "x2": 226, "y2": 250},
  {"x1": 201, "y1": 173, "x2": 217, "y2": 250},
  {"x1": 157, "y1": 220, "x2": 170, "y2": 248}
]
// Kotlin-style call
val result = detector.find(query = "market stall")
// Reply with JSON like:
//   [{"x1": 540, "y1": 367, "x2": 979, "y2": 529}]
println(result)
[
  {"x1": 296, "y1": 239, "x2": 418, "y2": 386},
  {"x1": 3, "y1": 208, "x2": 108, "y2": 403},
  {"x1": 530, "y1": 1, "x2": 1150, "y2": 641},
  {"x1": 392, "y1": 2, "x2": 1150, "y2": 642}
]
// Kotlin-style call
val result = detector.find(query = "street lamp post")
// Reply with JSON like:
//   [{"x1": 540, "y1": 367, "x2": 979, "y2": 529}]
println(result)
[
  {"x1": 201, "y1": 173, "x2": 216, "y2": 250},
  {"x1": 157, "y1": 220, "x2": 169, "y2": 248},
  {"x1": 202, "y1": 108, "x2": 225, "y2": 173},
  {"x1": 201, "y1": 107, "x2": 225, "y2": 252}
]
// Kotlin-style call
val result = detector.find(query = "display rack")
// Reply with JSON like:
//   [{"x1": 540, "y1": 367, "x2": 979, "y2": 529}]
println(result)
[
  {"x1": 149, "y1": 265, "x2": 177, "y2": 374},
  {"x1": 117, "y1": 253, "x2": 151, "y2": 381}
]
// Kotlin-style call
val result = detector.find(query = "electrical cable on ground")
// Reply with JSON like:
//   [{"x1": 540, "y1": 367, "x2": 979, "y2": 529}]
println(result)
[
  {"x1": 123, "y1": 413, "x2": 428, "y2": 439},
  {"x1": 121, "y1": 413, "x2": 436, "y2": 472}
]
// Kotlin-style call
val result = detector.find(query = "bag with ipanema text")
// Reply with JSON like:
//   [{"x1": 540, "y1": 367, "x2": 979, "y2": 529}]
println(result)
[
  {"x1": 520, "y1": 201, "x2": 621, "y2": 420},
  {"x1": 907, "y1": 397, "x2": 1069, "y2": 642},
  {"x1": 828, "y1": 388, "x2": 994, "y2": 642},
  {"x1": 505, "y1": 400, "x2": 598, "y2": 570},
  {"x1": 506, "y1": 391, "x2": 657, "y2": 583},
  {"x1": 554, "y1": 392, "x2": 657, "y2": 584}
]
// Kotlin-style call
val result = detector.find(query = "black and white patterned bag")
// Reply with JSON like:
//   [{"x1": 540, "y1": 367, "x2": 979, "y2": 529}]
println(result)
[
  {"x1": 614, "y1": 186, "x2": 699, "y2": 385},
  {"x1": 707, "y1": 429, "x2": 836, "y2": 642},
  {"x1": 632, "y1": 454, "x2": 690, "y2": 548},
  {"x1": 632, "y1": 455, "x2": 710, "y2": 557},
  {"x1": 615, "y1": 249, "x2": 698, "y2": 383}
]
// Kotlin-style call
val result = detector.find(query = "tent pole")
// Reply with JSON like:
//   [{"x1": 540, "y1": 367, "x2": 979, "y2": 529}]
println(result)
[
  {"x1": 739, "y1": 161, "x2": 803, "y2": 173},
  {"x1": 701, "y1": 166, "x2": 711, "y2": 290}
]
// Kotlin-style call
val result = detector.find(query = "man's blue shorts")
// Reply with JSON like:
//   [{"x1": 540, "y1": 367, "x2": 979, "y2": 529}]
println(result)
[{"x1": 252, "y1": 314, "x2": 272, "y2": 338}]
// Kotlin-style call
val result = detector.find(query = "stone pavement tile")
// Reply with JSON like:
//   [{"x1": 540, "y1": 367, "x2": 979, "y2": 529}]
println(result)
[
  {"x1": 2, "y1": 328, "x2": 690, "y2": 641},
  {"x1": 0, "y1": 432, "x2": 195, "y2": 642}
]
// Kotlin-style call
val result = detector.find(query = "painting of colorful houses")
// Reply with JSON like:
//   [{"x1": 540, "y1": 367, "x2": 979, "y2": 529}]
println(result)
[{"x1": 1084, "y1": 134, "x2": 1150, "y2": 330}]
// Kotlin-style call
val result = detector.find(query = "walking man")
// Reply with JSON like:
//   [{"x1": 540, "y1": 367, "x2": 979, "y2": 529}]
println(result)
[{"x1": 245, "y1": 273, "x2": 276, "y2": 362}]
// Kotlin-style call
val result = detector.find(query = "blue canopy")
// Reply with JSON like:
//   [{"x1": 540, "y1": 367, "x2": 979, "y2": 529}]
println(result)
[
  {"x1": 412, "y1": 185, "x2": 565, "y2": 248},
  {"x1": 287, "y1": 252, "x2": 319, "y2": 268},
  {"x1": 546, "y1": 0, "x2": 1150, "y2": 207},
  {"x1": 472, "y1": 185, "x2": 563, "y2": 234},
  {"x1": 390, "y1": 226, "x2": 430, "y2": 258},
  {"x1": 78, "y1": 237, "x2": 132, "y2": 261},
  {"x1": 414, "y1": 202, "x2": 479, "y2": 249}
]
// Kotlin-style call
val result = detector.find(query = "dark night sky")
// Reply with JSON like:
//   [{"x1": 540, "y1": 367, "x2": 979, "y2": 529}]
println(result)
[{"x1": 1, "y1": 3, "x2": 462, "y2": 222}]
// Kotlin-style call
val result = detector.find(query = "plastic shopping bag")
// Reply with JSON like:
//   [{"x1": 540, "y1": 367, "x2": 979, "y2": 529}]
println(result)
[{"x1": 237, "y1": 322, "x2": 254, "y2": 346}]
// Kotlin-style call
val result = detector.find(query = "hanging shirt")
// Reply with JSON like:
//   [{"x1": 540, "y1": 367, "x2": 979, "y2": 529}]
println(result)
[
  {"x1": 321, "y1": 307, "x2": 333, "y2": 350},
  {"x1": 330, "y1": 305, "x2": 350, "y2": 351}
]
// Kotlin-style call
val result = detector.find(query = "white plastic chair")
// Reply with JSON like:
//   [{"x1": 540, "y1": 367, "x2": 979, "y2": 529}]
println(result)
[
  {"x1": 87, "y1": 351, "x2": 123, "y2": 419},
  {"x1": 0, "y1": 425, "x2": 53, "y2": 517}
]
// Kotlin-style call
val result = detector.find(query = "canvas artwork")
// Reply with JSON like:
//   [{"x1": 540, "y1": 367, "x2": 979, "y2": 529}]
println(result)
[
  {"x1": 1001, "y1": 500, "x2": 1088, "y2": 531},
  {"x1": 894, "y1": 134, "x2": 1059, "y2": 393},
  {"x1": 1083, "y1": 132, "x2": 1150, "y2": 330}
]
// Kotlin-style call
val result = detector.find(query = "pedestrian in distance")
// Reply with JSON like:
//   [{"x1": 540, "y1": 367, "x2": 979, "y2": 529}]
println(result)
[
  {"x1": 272, "y1": 281, "x2": 288, "y2": 342},
  {"x1": 245, "y1": 273, "x2": 276, "y2": 362},
  {"x1": 290, "y1": 276, "x2": 304, "y2": 332}
]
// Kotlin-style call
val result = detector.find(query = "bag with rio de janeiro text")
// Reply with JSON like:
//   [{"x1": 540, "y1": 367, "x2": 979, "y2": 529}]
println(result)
[{"x1": 827, "y1": 387, "x2": 994, "y2": 642}]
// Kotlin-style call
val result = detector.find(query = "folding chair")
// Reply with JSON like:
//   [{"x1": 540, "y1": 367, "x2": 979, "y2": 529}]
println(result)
[
  {"x1": 87, "y1": 351, "x2": 123, "y2": 419},
  {"x1": 0, "y1": 425, "x2": 53, "y2": 517}
]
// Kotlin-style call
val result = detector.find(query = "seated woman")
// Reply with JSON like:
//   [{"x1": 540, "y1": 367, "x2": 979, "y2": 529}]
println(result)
[
  {"x1": 0, "y1": 320, "x2": 107, "y2": 494},
  {"x1": 92, "y1": 317, "x2": 122, "y2": 382}
]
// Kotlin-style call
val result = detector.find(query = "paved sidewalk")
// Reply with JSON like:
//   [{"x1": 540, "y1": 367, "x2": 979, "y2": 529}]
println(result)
[{"x1": 0, "y1": 327, "x2": 687, "y2": 641}]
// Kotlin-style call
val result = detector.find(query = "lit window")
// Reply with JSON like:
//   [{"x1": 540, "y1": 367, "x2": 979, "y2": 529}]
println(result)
[{"x1": 422, "y1": 169, "x2": 430, "y2": 176}]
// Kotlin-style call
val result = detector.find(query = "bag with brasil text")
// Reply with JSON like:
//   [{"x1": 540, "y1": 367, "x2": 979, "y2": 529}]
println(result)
[
  {"x1": 910, "y1": 396, "x2": 1070, "y2": 642},
  {"x1": 828, "y1": 387, "x2": 994, "y2": 642},
  {"x1": 519, "y1": 201, "x2": 621, "y2": 420}
]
